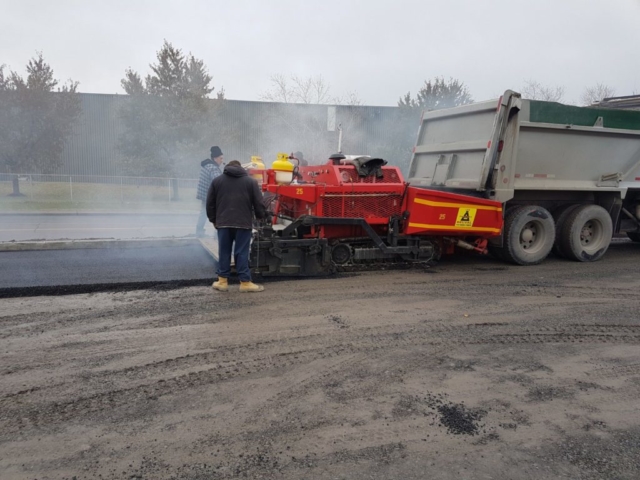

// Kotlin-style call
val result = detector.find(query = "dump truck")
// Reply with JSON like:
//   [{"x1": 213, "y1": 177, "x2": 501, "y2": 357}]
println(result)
[{"x1": 408, "y1": 90, "x2": 640, "y2": 265}]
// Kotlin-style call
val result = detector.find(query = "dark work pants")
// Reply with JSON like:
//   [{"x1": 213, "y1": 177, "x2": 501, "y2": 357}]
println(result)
[{"x1": 217, "y1": 228, "x2": 252, "y2": 282}]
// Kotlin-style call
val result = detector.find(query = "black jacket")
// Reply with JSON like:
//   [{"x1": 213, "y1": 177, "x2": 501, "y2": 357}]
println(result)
[{"x1": 206, "y1": 164, "x2": 266, "y2": 229}]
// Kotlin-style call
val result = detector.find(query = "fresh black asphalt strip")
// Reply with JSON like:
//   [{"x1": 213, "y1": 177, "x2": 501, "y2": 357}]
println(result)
[{"x1": 0, "y1": 245, "x2": 216, "y2": 298}]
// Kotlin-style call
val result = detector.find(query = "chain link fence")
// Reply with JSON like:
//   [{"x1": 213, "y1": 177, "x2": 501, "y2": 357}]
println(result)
[{"x1": 0, "y1": 173, "x2": 199, "y2": 205}]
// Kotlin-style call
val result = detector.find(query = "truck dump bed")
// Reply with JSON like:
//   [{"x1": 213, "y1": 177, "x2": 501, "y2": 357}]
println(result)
[{"x1": 408, "y1": 90, "x2": 640, "y2": 202}]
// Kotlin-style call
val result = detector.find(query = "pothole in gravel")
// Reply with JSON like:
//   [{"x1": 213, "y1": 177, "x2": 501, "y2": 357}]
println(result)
[
  {"x1": 326, "y1": 314, "x2": 348, "y2": 329},
  {"x1": 393, "y1": 394, "x2": 488, "y2": 436},
  {"x1": 435, "y1": 402, "x2": 485, "y2": 435}
]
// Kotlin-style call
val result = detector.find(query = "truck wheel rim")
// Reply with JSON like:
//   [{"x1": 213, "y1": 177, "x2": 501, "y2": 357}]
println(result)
[
  {"x1": 520, "y1": 221, "x2": 542, "y2": 253},
  {"x1": 580, "y1": 220, "x2": 603, "y2": 251}
]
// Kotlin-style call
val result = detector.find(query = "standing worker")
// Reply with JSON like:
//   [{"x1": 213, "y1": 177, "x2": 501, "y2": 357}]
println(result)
[
  {"x1": 206, "y1": 160, "x2": 266, "y2": 292},
  {"x1": 195, "y1": 146, "x2": 224, "y2": 238},
  {"x1": 293, "y1": 151, "x2": 308, "y2": 166},
  {"x1": 292, "y1": 151, "x2": 307, "y2": 182}
]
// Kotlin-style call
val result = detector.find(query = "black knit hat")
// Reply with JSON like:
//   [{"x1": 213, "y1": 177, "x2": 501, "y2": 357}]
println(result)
[{"x1": 210, "y1": 146, "x2": 223, "y2": 158}]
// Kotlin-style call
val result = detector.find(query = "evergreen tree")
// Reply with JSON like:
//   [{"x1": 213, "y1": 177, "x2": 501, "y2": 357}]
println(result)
[
  {"x1": 398, "y1": 77, "x2": 473, "y2": 111},
  {"x1": 118, "y1": 40, "x2": 224, "y2": 177},
  {"x1": 0, "y1": 53, "x2": 81, "y2": 173}
]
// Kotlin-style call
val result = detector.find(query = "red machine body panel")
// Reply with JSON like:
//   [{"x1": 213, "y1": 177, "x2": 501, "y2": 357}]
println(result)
[
  {"x1": 262, "y1": 161, "x2": 503, "y2": 240},
  {"x1": 263, "y1": 162, "x2": 407, "y2": 239},
  {"x1": 405, "y1": 187, "x2": 503, "y2": 236}
]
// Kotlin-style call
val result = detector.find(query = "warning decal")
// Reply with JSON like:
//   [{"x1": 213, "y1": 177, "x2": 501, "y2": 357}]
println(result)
[{"x1": 455, "y1": 208, "x2": 477, "y2": 227}]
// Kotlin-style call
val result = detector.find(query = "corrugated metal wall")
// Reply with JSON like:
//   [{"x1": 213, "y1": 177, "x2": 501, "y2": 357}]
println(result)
[
  {"x1": 6, "y1": 94, "x2": 420, "y2": 177},
  {"x1": 62, "y1": 94, "x2": 125, "y2": 176}
]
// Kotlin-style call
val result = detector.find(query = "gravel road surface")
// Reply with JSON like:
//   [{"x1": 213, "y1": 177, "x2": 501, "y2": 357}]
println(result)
[{"x1": 1, "y1": 242, "x2": 639, "y2": 479}]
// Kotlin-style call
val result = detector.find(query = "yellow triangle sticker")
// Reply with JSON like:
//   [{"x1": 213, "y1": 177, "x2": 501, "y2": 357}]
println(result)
[{"x1": 455, "y1": 208, "x2": 477, "y2": 227}]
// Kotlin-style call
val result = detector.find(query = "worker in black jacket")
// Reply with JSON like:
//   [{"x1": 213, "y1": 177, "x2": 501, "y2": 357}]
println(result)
[{"x1": 206, "y1": 160, "x2": 266, "y2": 292}]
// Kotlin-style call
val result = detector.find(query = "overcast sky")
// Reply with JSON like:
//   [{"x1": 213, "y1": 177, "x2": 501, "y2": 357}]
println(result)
[{"x1": 1, "y1": 0, "x2": 639, "y2": 106}]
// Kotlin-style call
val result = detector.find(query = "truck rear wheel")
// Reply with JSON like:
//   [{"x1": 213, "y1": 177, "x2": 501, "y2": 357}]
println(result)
[
  {"x1": 552, "y1": 205, "x2": 580, "y2": 258},
  {"x1": 559, "y1": 205, "x2": 612, "y2": 262},
  {"x1": 502, "y1": 205, "x2": 555, "y2": 265}
]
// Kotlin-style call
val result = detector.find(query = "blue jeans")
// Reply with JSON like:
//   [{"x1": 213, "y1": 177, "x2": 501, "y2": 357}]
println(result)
[{"x1": 217, "y1": 228, "x2": 252, "y2": 282}]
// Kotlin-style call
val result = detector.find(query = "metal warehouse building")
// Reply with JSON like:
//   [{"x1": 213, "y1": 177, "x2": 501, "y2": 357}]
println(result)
[{"x1": 25, "y1": 94, "x2": 418, "y2": 178}]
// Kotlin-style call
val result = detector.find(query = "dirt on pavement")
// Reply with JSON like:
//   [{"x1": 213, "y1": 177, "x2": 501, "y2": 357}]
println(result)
[{"x1": 1, "y1": 242, "x2": 640, "y2": 479}]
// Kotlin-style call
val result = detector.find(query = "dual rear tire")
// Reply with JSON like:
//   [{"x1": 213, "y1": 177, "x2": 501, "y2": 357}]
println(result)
[
  {"x1": 555, "y1": 204, "x2": 612, "y2": 261},
  {"x1": 493, "y1": 204, "x2": 613, "y2": 265}
]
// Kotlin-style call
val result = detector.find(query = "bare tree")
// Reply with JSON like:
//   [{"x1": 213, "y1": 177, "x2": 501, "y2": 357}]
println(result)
[
  {"x1": 292, "y1": 75, "x2": 331, "y2": 104},
  {"x1": 260, "y1": 74, "x2": 291, "y2": 103},
  {"x1": 260, "y1": 74, "x2": 361, "y2": 105},
  {"x1": 333, "y1": 91, "x2": 363, "y2": 106},
  {"x1": 581, "y1": 83, "x2": 616, "y2": 106},
  {"x1": 257, "y1": 73, "x2": 365, "y2": 160},
  {"x1": 521, "y1": 80, "x2": 565, "y2": 102}
]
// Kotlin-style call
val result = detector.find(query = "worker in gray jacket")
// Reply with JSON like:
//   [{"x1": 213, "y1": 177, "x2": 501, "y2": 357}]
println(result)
[
  {"x1": 206, "y1": 160, "x2": 266, "y2": 292},
  {"x1": 195, "y1": 146, "x2": 224, "y2": 237}
]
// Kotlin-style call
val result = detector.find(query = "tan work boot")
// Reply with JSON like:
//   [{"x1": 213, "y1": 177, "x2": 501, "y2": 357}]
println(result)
[
  {"x1": 239, "y1": 281, "x2": 264, "y2": 293},
  {"x1": 212, "y1": 277, "x2": 229, "y2": 292}
]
